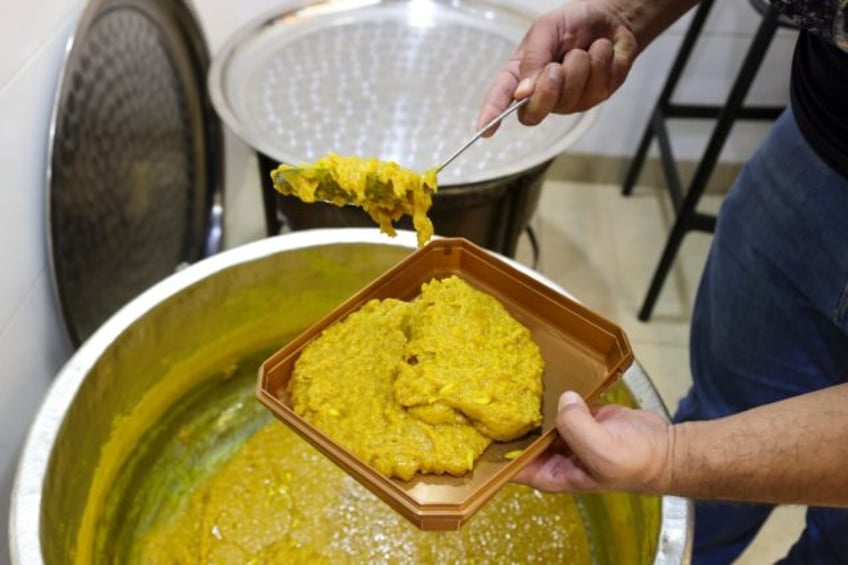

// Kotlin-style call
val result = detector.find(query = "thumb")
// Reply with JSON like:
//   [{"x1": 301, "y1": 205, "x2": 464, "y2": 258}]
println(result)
[
  {"x1": 515, "y1": 17, "x2": 563, "y2": 98},
  {"x1": 514, "y1": 73, "x2": 539, "y2": 99},
  {"x1": 556, "y1": 391, "x2": 609, "y2": 456}
]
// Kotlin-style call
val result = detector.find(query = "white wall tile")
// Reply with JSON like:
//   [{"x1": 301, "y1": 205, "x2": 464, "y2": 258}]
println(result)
[
  {"x1": 568, "y1": 33, "x2": 679, "y2": 156},
  {"x1": 622, "y1": 32, "x2": 683, "y2": 96},
  {"x1": 0, "y1": 0, "x2": 83, "y2": 89},
  {"x1": 0, "y1": 270, "x2": 72, "y2": 565},
  {"x1": 695, "y1": 0, "x2": 762, "y2": 36},
  {"x1": 0, "y1": 7, "x2": 80, "y2": 555},
  {"x1": 674, "y1": 29, "x2": 795, "y2": 106},
  {"x1": 667, "y1": 8, "x2": 696, "y2": 37},
  {"x1": 192, "y1": 0, "x2": 301, "y2": 53},
  {"x1": 570, "y1": 16, "x2": 794, "y2": 159},
  {"x1": 0, "y1": 14, "x2": 76, "y2": 335}
]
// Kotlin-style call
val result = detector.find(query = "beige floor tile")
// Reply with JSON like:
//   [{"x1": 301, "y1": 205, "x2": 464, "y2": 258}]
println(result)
[
  {"x1": 735, "y1": 505, "x2": 806, "y2": 564},
  {"x1": 516, "y1": 180, "x2": 715, "y2": 348},
  {"x1": 514, "y1": 180, "x2": 699, "y2": 411}
]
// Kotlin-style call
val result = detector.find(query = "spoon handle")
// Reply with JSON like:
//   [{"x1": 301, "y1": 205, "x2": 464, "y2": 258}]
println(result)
[{"x1": 436, "y1": 97, "x2": 529, "y2": 174}]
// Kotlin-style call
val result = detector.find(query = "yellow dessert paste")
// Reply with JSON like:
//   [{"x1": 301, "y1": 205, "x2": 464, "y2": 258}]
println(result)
[
  {"x1": 288, "y1": 275, "x2": 544, "y2": 481},
  {"x1": 270, "y1": 154, "x2": 438, "y2": 247},
  {"x1": 137, "y1": 422, "x2": 591, "y2": 564}
]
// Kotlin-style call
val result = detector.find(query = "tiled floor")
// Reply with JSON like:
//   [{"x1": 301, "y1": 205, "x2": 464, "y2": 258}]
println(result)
[{"x1": 224, "y1": 150, "x2": 806, "y2": 564}]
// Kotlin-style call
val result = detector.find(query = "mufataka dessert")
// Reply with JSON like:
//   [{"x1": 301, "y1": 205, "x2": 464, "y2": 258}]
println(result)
[
  {"x1": 271, "y1": 154, "x2": 437, "y2": 247},
  {"x1": 288, "y1": 275, "x2": 544, "y2": 481}
]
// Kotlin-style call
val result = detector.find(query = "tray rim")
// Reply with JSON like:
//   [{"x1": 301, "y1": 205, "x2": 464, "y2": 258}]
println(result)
[{"x1": 257, "y1": 236, "x2": 633, "y2": 530}]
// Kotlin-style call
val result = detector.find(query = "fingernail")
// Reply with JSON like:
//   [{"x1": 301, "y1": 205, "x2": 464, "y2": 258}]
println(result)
[
  {"x1": 515, "y1": 77, "x2": 535, "y2": 97},
  {"x1": 546, "y1": 65, "x2": 563, "y2": 83},
  {"x1": 559, "y1": 391, "x2": 582, "y2": 410}
]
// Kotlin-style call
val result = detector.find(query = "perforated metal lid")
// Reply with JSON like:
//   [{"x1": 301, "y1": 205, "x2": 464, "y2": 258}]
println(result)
[
  {"x1": 47, "y1": 0, "x2": 223, "y2": 345},
  {"x1": 209, "y1": 0, "x2": 594, "y2": 186}
]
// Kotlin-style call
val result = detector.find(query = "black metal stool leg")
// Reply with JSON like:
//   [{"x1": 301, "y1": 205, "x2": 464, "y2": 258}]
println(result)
[
  {"x1": 622, "y1": 112, "x2": 659, "y2": 196},
  {"x1": 524, "y1": 225, "x2": 540, "y2": 269},
  {"x1": 637, "y1": 4, "x2": 782, "y2": 320},
  {"x1": 622, "y1": 0, "x2": 716, "y2": 196}
]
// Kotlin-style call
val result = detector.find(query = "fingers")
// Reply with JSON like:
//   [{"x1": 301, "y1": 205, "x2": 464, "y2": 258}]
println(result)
[
  {"x1": 477, "y1": 13, "x2": 561, "y2": 133},
  {"x1": 523, "y1": 37, "x2": 621, "y2": 122},
  {"x1": 555, "y1": 49, "x2": 592, "y2": 114},
  {"x1": 477, "y1": 6, "x2": 638, "y2": 135},
  {"x1": 521, "y1": 63, "x2": 566, "y2": 126},
  {"x1": 512, "y1": 438, "x2": 599, "y2": 492},
  {"x1": 610, "y1": 28, "x2": 638, "y2": 91},
  {"x1": 516, "y1": 13, "x2": 568, "y2": 94},
  {"x1": 514, "y1": 13, "x2": 569, "y2": 127},
  {"x1": 476, "y1": 52, "x2": 522, "y2": 136},
  {"x1": 512, "y1": 453, "x2": 591, "y2": 492},
  {"x1": 579, "y1": 38, "x2": 615, "y2": 111},
  {"x1": 555, "y1": 391, "x2": 613, "y2": 462},
  {"x1": 511, "y1": 393, "x2": 608, "y2": 493},
  {"x1": 514, "y1": 392, "x2": 672, "y2": 495}
]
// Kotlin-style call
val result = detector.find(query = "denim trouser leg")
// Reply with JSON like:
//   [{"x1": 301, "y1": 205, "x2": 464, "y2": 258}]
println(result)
[{"x1": 672, "y1": 109, "x2": 848, "y2": 564}]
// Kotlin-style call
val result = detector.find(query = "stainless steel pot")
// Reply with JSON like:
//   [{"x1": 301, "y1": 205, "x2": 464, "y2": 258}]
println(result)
[{"x1": 10, "y1": 229, "x2": 691, "y2": 563}]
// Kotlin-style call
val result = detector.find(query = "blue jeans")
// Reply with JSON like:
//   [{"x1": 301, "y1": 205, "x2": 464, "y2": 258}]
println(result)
[{"x1": 673, "y1": 109, "x2": 848, "y2": 564}]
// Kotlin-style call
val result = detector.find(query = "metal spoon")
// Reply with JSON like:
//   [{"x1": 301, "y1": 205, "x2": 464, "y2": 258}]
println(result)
[
  {"x1": 271, "y1": 97, "x2": 529, "y2": 200},
  {"x1": 435, "y1": 97, "x2": 529, "y2": 174}
]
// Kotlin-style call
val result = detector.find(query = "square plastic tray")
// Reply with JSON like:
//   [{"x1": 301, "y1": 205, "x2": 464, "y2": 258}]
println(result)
[{"x1": 258, "y1": 237, "x2": 633, "y2": 530}]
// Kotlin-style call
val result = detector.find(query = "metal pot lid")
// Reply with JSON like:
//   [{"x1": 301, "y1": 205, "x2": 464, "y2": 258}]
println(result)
[
  {"x1": 47, "y1": 0, "x2": 224, "y2": 346},
  {"x1": 208, "y1": 0, "x2": 595, "y2": 186}
]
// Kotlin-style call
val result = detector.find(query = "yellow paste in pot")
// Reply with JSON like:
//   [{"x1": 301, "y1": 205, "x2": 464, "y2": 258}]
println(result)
[
  {"x1": 271, "y1": 154, "x2": 438, "y2": 247},
  {"x1": 288, "y1": 275, "x2": 544, "y2": 481},
  {"x1": 137, "y1": 421, "x2": 591, "y2": 564}
]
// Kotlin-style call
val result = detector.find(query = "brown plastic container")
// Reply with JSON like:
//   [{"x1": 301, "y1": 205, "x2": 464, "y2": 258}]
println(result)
[{"x1": 258, "y1": 237, "x2": 634, "y2": 531}]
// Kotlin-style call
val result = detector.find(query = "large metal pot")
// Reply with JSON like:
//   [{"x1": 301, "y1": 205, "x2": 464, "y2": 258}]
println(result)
[{"x1": 10, "y1": 229, "x2": 691, "y2": 563}]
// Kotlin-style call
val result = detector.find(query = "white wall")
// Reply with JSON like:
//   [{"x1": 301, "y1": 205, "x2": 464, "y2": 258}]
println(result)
[
  {"x1": 1, "y1": 0, "x2": 795, "y2": 560},
  {"x1": 0, "y1": 2, "x2": 83, "y2": 560},
  {"x1": 603, "y1": 0, "x2": 796, "y2": 162}
]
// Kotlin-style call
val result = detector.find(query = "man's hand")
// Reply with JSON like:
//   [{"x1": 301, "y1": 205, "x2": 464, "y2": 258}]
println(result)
[
  {"x1": 477, "y1": 0, "x2": 638, "y2": 136},
  {"x1": 514, "y1": 391, "x2": 674, "y2": 494}
]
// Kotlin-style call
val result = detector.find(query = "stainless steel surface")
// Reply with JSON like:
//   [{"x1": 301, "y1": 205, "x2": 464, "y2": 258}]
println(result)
[
  {"x1": 622, "y1": 361, "x2": 695, "y2": 564},
  {"x1": 208, "y1": 0, "x2": 595, "y2": 186},
  {"x1": 10, "y1": 229, "x2": 691, "y2": 564},
  {"x1": 46, "y1": 0, "x2": 224, "y2": 346},
  {"x1": 436, "y1": 97, "x2": 529, "y2": 173}
]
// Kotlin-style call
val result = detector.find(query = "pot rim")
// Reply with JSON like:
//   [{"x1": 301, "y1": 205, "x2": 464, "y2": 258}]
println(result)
[{"x1": 9, "y1": 228, "x2": 692, "y2": 564}]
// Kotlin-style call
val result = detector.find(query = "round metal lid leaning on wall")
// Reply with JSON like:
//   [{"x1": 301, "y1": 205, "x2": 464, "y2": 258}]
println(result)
[{"x1": 47, "y1": 0, "x2": 224, "y2": 347}]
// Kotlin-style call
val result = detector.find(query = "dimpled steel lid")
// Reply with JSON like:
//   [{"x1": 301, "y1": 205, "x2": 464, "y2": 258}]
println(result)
[
  {"x1": 47, "y1": 0, "x2": 223, "y2": 346},
  {"x1": 209, "y1": 0, "x2": 595, "y2": 186}
]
